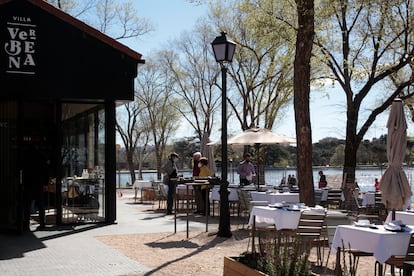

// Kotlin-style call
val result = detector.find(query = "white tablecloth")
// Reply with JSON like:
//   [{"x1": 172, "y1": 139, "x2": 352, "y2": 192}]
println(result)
[
  {"x1": 314, "y1": 188, "x2": 329, "y2": 201},
  {"x1": 210, "y1": 186, "x2": 239, "y2": 202},
  {"x1": 331, "y1": 225, "x2": 413, "y2": 263},
  {"x1": 386, "y1": 211, "x2": 414, "y2": 225},
  {"x1": 248, "y1": 206, "x2": 302, "y2": 230},
  {"x1": 133, "y1": 180, "x2": 152, "y2": 189},
  {"x1": 361, "y1": 192, "x2": 376, "y2": 206},
  {"x1": 250, "y1": 191, "x2": 300, "y2": 204}
]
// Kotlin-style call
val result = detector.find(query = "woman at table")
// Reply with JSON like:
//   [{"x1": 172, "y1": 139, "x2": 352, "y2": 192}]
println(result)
[
  {"x1": 162, "y1": 152, "x2": 179, "y2": 215},
  {"x1": 193, "y1": 152, "x2": 205, "y2": 215},
  {"x1": 197, "y1": 157, "x2": 210, "y2": 215},
  {"x1": 237, "y1": 153, "x2": 256, "y2": 186}
]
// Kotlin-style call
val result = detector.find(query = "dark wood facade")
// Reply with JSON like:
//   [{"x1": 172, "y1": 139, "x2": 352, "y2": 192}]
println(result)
[{"x1": 0, "y1": 0, "x2": 143, "y2": 232}]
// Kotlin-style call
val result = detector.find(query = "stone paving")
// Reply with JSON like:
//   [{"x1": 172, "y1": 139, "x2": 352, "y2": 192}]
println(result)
[{"x1": 0, "y1": 189, "x2": 206, "y2": 276}]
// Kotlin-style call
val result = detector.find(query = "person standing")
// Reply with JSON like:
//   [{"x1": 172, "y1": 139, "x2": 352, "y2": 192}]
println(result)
[
  {"x1": 23, "y1": 145, "x2": 50, "y2": 230},
  {"x1": 198, "y1": 157, "x2": 211, "y2": 215},
  {"x1": 192, "y1": 152, "x2": 201, "y2": 177},
  {"x1": 374, "y1": 178, "x2": 380, "y2": 192},
  {"x1": 318, "y1": 170, "x2": 327, "y2": 188},
  {"x1": 192, "y1": 152, "x2": 204, "y2": 214},
  {"x1": 162, "y1": 152, "x2": 179, "y2": 215},
  {"x1": 237, "y1": 153, "x2": 256, "y2": 186}
]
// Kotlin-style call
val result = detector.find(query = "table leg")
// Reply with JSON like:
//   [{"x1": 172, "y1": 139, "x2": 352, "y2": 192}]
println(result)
[
  {"x1": 252, "y1": 215, "x2": 256, "y2": 253},
  {"x1": 174, "y1": 187, "x2": 177, "y2": 233},
  {"x1": 335, "y1": 247, "x2": 341, "y2": 275},
  {"x1": 186, "y1": 185, "x2": 189, "y2": 239},
  {"x1": 205, "y1": 187, "x2": 208, "y2": 232}
]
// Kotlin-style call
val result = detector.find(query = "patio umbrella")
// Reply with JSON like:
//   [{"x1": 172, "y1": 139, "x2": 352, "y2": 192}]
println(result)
[
  {"x1": 227, "y1": 127, "x2": 296, "y2": 145},
  {"x1": 208, "y1": 128, "x2": 296, "y2": 185},
  {"x1": 207, "y1": 127, "x2": 296, "y2": 145},
  {"x1": 200, "y1": 132, "x2": 216, "y2": 176},
  {"x1": 380, "y1": 99, "x2": 412, "y2": 219}
]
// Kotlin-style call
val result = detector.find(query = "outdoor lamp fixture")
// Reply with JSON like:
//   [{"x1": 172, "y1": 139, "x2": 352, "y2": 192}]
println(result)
[{"x1": 211, "y1": 31, "x2": 236, "y2": 238}]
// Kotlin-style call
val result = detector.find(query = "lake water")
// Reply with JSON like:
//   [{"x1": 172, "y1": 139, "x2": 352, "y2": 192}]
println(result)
[{"x1": 116, "y1": 166, "x2": 414, "y2": 198}]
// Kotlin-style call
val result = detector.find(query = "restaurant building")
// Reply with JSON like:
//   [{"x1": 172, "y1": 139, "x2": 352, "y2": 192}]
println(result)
[{"x1": 0, "y1": 0, "x2": 143, "y2": 232}]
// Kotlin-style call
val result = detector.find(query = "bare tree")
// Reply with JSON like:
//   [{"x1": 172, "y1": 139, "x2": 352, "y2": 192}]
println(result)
[
  {"x1": 115, "y1": 101, "x2": 150, "y2": 183},
  {"x1": 314, "y1": 0, "x2": 414, "y2": 205},
  {"x1": 136, "y1": 55, "x2": 181, "y2": 180},
  {"x1": 209, "y1": 0, "x2": 295, "y2": 131},
  {"x1": 47, "y1": 0, "x2": 154, "y2": 39},
  {"x1": 208, "y1": 0, "x2": 297, "y2": 185},
  {"x1": 165, "y1": 22, "x2": 220, "y2": 141}
]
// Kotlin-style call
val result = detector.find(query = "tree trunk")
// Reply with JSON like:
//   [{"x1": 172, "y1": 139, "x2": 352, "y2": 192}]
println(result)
[
  {"x1": 342, "y1": 105, "x2": 361, "y2": 208},
  {"x1": 294, "y1": 0, "x2": 315, "y2": 206},
  {"x1": 126, "y1": 150, "x2": 136, "y2": 183}
]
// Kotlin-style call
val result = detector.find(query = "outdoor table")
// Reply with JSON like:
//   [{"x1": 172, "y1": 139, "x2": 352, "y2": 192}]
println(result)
[
  {"x1": 210, "y1": 186, "x2": 239, "y2": 202},
  {"x1": 385, "y1": 211, "x2": 414, "y2": 225},
  {"x1": 133, "y1": 180, "x2": 152, "y2": 203},
  {"x1": 361, "y1": 192, "x2": 376, "y2": 206},
  {"x1": 331, "y1": 224, "x2": 414, "y2": 274},
  {"x1": 248, "y1": 206, "x2": 302, "y2": 230},
  {"x1": 250, "y1": 191, "x2": 300, "y2": 204},
  {"x1": 174, "y1": 181, "x2": 212, "y2": 239},
  {"x1": 209, "y1": 185, "x2": 239, "y2": 217}
]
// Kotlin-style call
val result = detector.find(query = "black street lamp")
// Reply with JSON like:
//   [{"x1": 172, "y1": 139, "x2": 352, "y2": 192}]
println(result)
[{"x1": 211, "y1": 31, "x2": 236, "y2": 238}]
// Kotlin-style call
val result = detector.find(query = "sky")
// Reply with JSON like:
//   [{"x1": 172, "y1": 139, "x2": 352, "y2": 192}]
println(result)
[{"x1": 120, "y1": 0, "x2": 406, "y2": 143}]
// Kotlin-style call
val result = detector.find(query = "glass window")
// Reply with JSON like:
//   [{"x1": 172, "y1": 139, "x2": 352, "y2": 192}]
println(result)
[{"x1": 61, "y1": 103, "x2": 105, "y2": 223}]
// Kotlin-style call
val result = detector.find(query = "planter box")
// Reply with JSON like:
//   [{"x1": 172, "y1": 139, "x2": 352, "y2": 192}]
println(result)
[{"x1": 223, "y1": 256, "x2": 268, "y2": 276}]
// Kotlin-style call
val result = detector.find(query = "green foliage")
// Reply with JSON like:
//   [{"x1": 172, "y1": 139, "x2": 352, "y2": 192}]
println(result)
[{"x1": 238, "y1": 232, "x2": 313, "y2": 276}]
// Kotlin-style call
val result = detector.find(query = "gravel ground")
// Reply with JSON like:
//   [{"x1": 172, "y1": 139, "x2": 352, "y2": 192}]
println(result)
[{"x1": 96, "y1": 195, "x2": 389, "y2": 276}]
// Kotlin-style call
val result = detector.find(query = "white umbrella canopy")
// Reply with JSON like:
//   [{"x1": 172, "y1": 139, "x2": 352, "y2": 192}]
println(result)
[
  {"x1": 207, "y1": 128, "x2": 296, "y2": 186},
  {"x1": 200, "y1": 132, "x2": 216, "y2": 176},
  {"x1": 207, "y1": 127, "x2": 296, "y2": 145},
  {"x1": 380, "y1": 99, "x2": 412, "y2": 211}
]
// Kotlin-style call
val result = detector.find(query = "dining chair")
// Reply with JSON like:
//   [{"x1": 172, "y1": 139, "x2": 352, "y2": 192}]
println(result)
[
  {"x1": 236, "y1": 189, "x2": 268, "y2": 229},
  {"x1": 380, "y1": 232, "x2": 414, "y2": 276},
  {"x1": 352, "y1": 190, "x2": 382, "y2": 224},
  {"x1": 326, "y1": 189, "x2": 343, "y2": 209},
  {"x1": 295, "y1": 211, "x2": 326, "y2": 266}
]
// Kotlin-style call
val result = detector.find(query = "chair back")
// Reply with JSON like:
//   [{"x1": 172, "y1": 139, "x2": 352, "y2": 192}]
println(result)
[
  {"x1": 296, "y1": 211, "x2": 326, "y2": 238},
  {"x1": 159, "y1": 183, "x2": 168, "y2": 198},
  {"x1": 406, "y1": 233, "x2": 414, "y2": 262},
  {"x1": 327, "y1": 189, "x2": 343, "y2": 209}
]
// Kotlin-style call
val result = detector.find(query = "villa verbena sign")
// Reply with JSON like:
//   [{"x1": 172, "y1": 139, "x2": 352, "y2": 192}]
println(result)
[{"x1": 4, "y1": 16, "x2": 36, "y2": 75}]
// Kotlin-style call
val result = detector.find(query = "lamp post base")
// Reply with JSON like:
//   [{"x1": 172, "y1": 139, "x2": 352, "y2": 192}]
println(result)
[{"x1": 217, "y1": 179, "x2": 232, "y2": 238}]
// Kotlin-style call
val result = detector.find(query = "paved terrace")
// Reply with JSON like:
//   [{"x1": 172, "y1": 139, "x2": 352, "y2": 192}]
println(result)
[{"x1": 0, "y1": 189, "x2": 208, "y2": 276}]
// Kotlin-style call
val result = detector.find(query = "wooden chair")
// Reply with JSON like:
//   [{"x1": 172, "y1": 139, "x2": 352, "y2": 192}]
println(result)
[
  {"x1": 151, "y1": 181, "x2": 166, "y2": 209},
  {"x1": 295, "y1": 211, "x2": 326, "y2": 266},
  {"x1": 236, "y1": 189, "x2": 268, "y2": 229},
  {"x1": 326, "y1": 189, "x2": 343, "y2": 209}
]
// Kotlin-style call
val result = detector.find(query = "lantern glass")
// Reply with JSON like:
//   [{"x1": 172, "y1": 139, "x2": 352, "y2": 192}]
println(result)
[{"x1": 211, "y1": 32, "x2": 236, "y2": 63}]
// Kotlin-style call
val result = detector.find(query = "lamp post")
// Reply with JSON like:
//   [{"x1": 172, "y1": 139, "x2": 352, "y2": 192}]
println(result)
[{"x1": 211, "y1": 31, "x2": 236, "y2": 238}]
